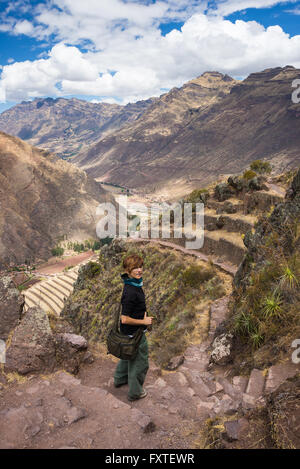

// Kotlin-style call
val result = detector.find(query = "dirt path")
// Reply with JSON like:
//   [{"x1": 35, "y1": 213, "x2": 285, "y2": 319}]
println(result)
[
  {"x1": 265, "y1": 182, "x2": 286, "y2": 197},
  {"x1": 126, "y1": 237, "x2": 238, "y2": 276}
]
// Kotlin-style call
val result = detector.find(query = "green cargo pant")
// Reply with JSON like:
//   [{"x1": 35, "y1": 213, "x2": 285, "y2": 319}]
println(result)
[{"x1": 114, "y1": 333, "x2": 149, "y2": 400}]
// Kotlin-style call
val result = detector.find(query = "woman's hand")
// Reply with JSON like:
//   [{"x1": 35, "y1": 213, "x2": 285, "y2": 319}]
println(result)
[{"x1": 143, "y1": 312, "x2": 154, "y2": 325}]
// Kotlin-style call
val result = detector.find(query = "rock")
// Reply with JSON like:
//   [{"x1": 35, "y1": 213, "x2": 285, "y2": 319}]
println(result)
[
  {"x1": 216, "y1": 216, "x2": 225, "y2": 229},
  {"x1": 130, "y1": 409, "x2": 156, "y2": 433},
  {"x1": 223, "y1": 201, "x2": 237, "y2": 214},
  {"x1": 245, "y1": 369, "x2": 266, "y2": 399},
  {"x1": 242, "y1": 393, "x2": 256, "y2": 409},
  {"x1": 210, "y1": 332, "x2": 234, "y2": 365},
  {"x1": 11, "y1": 273, "x2": 28, "y2": 288},
  {"x1": 54, "y1": 333, "x2": 89, "y2": 374},
  {"x1": 154, "y1": 378, "x2": 167, "y2": 388},
  {"x1": 64, "y1": 406, "x2": 87, "y2": 425},
  {"x1": 0, "y1": 276, "x2": 25, "y2": 340},
  {"x1": 82, "y1": 351, "x2": 94, "y2": 364},
  {"x1": 166, "y1": 355, "x2": 184, "y2": 371},
  {"x1": 214, "y1": 183, "x2": 234, "y2": 202},
  {"x1": 0, "y1": 405, "x2": 44, "y2": 448},
  {"x1": 58, "y1": 333, "x2": 88, "y2": 350},
  {"x1": 232, "y1": 376, "x2": 249, "y2": 394},
  {"x1": 175, "y1": 372, "x2": 188, "y2": 386},
  {"x1": 214, "y1": 394, "x2": 240, "y2": 415},
  {"x1": 265, "y1": 362, "x2": 299, "y2": 394},
  {"x1": 5, "y1": 307, "x2": 56, "y2": 375},
  {"x1": 223, "y1": 418, "x2": 249, "y2": 442}
]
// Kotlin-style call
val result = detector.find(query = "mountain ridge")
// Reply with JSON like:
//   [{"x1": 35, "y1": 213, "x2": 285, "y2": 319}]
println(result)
[
  {"x1": 0, "y1": 131, "x2": 113, "y2": 267},
  {"x1": 74, "y1": 66, "x2": 300, "y2": 192}
]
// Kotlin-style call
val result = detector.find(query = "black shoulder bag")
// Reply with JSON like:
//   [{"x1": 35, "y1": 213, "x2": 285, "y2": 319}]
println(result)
[{"x1": 106, "y1": 301, "x2": 144, "y2": 361}]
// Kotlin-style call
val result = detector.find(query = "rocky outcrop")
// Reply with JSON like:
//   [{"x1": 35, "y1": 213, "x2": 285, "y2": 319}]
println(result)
[
  {"x1": 0, "y1": 276, "x2": 24, "y2": 340},
  {"x1": 5, "y1": 306, "x2": 89, "y2": 375},
  {"x1": 234, "y1": 166, "x2": 300, "y2": 290}
]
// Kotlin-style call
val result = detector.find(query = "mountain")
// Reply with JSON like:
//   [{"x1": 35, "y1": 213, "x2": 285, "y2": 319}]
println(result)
[
  {"x1": 74, "y1": 67, "x2": 300, "y2": 193},
  {"x1": 0, "y1": 131, "x2": 113, "y2": 267},
  {"x1": 0, "y1": 97, "x2": 156, "y2": 159}
]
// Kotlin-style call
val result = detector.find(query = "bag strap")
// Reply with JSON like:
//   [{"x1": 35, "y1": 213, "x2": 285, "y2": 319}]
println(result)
[{"x1": 113, "y1": 300, "x2": 122, "y2": 333}]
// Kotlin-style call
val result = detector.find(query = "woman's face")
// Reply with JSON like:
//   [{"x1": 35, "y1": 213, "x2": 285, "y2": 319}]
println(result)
[{"x1": 128, "y1": 266, "x2": 143, "y2": 279}]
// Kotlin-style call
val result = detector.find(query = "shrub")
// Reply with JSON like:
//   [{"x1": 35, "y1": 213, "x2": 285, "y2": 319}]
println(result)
[
  {"x1": 51, "y1": 246, "x2": 64, "y2": 257},
  {"x1": 250, "y1": 160, "x2": 272, "y2": 175},
  {"x1": 243, "y1": 169, "x2": 257, "y2": 181},
  {"x1": 182, "y1": 264, "x2": 215, "y2": 287}
]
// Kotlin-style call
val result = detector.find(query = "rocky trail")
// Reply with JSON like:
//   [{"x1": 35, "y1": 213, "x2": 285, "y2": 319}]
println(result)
[
  {"x1": 1, "y1": 175, "x2": 298, "y2": 449},
  {"x1": 1, "y1": 293, "x2": 298, "y2": 449}
]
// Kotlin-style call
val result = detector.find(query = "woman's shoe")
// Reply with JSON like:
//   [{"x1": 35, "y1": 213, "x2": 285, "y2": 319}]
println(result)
[
  {"x1": 114, "y1": 382, "x2": 127, "y2": 388},
  {"x1": 128, "y1": 389, "x2": 148, "y2": 401}
]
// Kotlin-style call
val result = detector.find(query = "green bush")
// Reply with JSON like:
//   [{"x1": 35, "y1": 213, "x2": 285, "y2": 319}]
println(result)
[
  {"x1": 51, "y1": 246, "x2": 64, "y2": 257},
  {"x1": 243, "y1": 169, "x2": 257, "y2": 181},
  {"x1": 182, "y1": 264, "x2": 215, "y2": 287},
  {"x1": 250, "y1": 160, "x2": 272, "y2": 175}
]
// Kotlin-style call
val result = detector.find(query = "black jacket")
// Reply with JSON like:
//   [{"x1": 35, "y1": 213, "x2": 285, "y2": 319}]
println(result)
[{"x1": 120, "y1": 281, "x2": 147, "y2": 335}]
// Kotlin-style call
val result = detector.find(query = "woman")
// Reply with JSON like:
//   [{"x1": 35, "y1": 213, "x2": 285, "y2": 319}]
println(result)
[{"x1": 114, "y1": 253, "x2": 153, "y2": 401}]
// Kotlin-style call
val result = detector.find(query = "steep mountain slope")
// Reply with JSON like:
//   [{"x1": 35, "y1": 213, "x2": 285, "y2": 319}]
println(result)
[
  {"x1": 0, "y1": 132, "x2": 113, "y2": 267},
  {"x1": 74, "y1": 66, "x2": 300, "y2": 191},
  {"x1": 74, "y1": 71, "x2": 237, "y2": 184},
  {"x1": 0, "y1": 97, "x2": 156, "y2": 159}
]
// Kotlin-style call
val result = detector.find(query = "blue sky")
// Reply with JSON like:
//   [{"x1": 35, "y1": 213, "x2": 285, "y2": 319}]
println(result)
[{"x1": 0, "y1": 0, "x2": 300, "y2": 113}]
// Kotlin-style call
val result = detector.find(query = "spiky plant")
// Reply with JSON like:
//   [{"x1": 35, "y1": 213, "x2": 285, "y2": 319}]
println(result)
[{"x1": 262, "y1": 292, "x2": 283, "y2": 319}]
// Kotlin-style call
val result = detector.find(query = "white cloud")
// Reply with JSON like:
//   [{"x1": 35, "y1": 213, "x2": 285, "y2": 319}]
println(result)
[
  {"x1": 13, "y1": 19, "x2": 34, "y2": 35},
  {"x1": 208, "y1": 0, "x2": 298, "y2": 17},
  {"x1": 0, "y1": 1, "x2": 300, "y2": 103}
]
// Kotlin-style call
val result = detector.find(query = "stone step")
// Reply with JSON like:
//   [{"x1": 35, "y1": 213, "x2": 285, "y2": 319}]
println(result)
[
  {"x1": 245, "y1": 368, "x2": 266, "y2": 398},
  {"x1": 265, "y1": 362, "x2": 299, "y2": 394},
  {"x1": 24, "y1": 289, "x2": 61, "y2": 315}
]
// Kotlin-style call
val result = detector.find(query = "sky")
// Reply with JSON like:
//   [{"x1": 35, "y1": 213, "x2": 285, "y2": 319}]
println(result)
[{"x1": 0, "y1": 0, "x2": 300, "y2": 112}]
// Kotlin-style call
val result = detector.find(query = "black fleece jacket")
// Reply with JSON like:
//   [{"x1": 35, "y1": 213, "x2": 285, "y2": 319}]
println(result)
[{"x1": 120, "y1": 282, "x2": 147, "y2": 335}]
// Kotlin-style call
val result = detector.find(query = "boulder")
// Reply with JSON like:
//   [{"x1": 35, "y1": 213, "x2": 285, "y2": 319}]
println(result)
[
  {"x1": 55, "y1": 333, "x2": 88, "y2": 374},
  {"x1": 0, "y1": 276, "x2": 25, "y2": 340},
  {"x1": 5, "y1": 306, "x2": 56, "y2": 375},
  {"x1": 210, "y1": 332, "x2": 234, "y2": 366},
  {"x1": 5, "y1": 307, "x2": 89, "y2": 375}
]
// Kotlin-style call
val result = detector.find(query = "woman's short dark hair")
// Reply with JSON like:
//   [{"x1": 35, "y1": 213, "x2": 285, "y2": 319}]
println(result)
[{"x1": 123, "y1": 254, "x2": 144, "y2": 273}]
